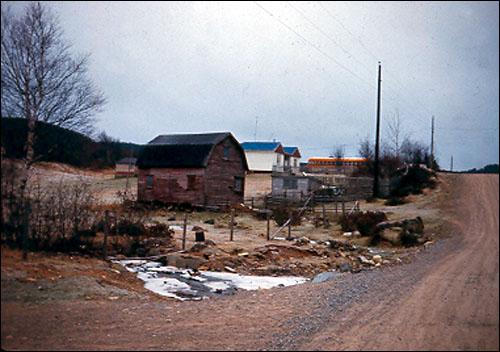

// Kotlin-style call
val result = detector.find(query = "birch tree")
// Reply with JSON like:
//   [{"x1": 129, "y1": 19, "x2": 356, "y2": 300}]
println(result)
[{"x1": 1, "y1": 2, "x2": 105, "y2": 257}]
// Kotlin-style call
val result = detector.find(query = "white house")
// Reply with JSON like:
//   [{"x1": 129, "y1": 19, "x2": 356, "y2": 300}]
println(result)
[{"x1": 240, "y1": 141, "x2": 285, "y2": 172}]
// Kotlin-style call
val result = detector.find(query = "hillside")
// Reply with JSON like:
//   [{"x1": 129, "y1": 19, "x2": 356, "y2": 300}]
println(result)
[{"x1": 1, "y1": 118, "x2": 142, "y2": 168}]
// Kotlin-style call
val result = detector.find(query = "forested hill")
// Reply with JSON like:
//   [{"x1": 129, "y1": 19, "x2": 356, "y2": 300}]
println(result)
[
  {"x1": 1, "y1": 117, "x2": 142, "y2": 168},
  {"x1": 464, "y1": 164, "x2": 499, "y2": 174}
]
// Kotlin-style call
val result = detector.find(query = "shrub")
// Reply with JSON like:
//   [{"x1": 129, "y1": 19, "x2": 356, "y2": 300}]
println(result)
[
  {"x1": 339, "y1": 211, "x2": 387, "y2": 236},
  {"x1": 116, "y1": 219, "x2": 145, "y2": 237},
  {"x1": 147, "y1": 223, "x2": 172, "y2": 238},
  {"x1": 272, "y1": 206, "x2": 301, "y2": 226},
  {"x1": 391, "y1": 166, "x2": 437, "y2": 197}
]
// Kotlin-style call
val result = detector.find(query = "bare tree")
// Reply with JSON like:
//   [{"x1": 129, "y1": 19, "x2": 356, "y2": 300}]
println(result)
[
  {"x1": 358, "y1": 136, "x2": 373, "y2": 160},
  {"x1": 1, "y1": 2, "x2": 105, "y2": 257},
  {"x1": 386, "y1": 109, "x2": 408, "y2": 157},
  {"x1": 331, "y1": 145, "x2": 345, "y2": 159}
]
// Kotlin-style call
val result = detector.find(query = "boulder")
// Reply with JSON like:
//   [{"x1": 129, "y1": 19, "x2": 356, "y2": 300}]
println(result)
[
  {"x1": 380, "y1": 227, "x2": 404, "y2": 245},
  {"x1": 312, "y1": 271, "x2": 339, "y2": 283},
  {"x1": 402, "y1": 216, "x2": 424, "y2": 234}
]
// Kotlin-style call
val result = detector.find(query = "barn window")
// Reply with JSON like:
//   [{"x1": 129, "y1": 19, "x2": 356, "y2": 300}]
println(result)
[
  {"x1": 234, "y1": 176, "x2": 243, "y2": 193},
  {"x1": 283, "y1": 178, "x2": 298, "y2": 189},
  {"x1": 187, "y1": 175, "x2": 196, "y2": 190},
  {"x1": 146, "y1": 175, "x2": 153, "y2": 189}
]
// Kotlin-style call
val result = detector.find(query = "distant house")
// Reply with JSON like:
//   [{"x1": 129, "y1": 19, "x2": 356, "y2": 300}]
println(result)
[
  {"x1": 137, "y1": 132, "x2": 248, "y2": 207},
  {"x1": 241, "y1": 141, "x2": 302, "y2": 200},
  {"x1": 115, "y1": 157, "x2": 137, "y2": 178},
  {"x1": 283, "y1": 147, "x2": 301, "y2": 173},
  {"x1": 240, "y1": 141, "x2": 285, "y2": 173}
]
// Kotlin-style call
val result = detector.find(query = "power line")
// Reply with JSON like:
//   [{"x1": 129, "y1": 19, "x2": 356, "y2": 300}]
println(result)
[
  {"x1": 315, "y1": 1, "x2": 436, "y2": 123},
  {"x1": 286, "y1": 1, "x2": 375, "y2": 78},
  {"x1": 253, "y1": 1, "x2": 376, "y2": 92}
]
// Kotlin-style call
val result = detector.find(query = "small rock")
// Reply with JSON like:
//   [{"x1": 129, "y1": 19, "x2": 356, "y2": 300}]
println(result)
[
  {"x1": 108, "y1": 296, "x2": 119, "y2": 300},
  {"x1": 224, "y1": 266, "x2": 236, "y2": 273},
  {"x1": 372, "y1": 255, "x2": 382, "y2": 264},
  {"x1": 343, "y1": 232, "x2": 353, "y2": 237},
  {"x1": 237, "y1": 252, "x2": 249, "y2": 257}
]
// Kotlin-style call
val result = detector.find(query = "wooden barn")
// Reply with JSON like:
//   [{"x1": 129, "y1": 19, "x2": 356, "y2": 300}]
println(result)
[{"x1": 137, "y1": 132, "x2": 248, "y2": 207}]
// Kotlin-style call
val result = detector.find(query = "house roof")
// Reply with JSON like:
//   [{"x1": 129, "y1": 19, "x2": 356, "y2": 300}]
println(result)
[
  {"x1": 138, "y1": 132, "x2": 248, "y2": 169},
  {"x1": 148, "y1": 132, "x2": 231, "y2": 146},
  {"x1": 241, "y1": 141, "x2": 282, "y2": 152},
  {"x1": 283, "y1": 146, "x2": 301, "y2": 158},
  {"x1": 116, "y1": 157, "x2": 137, "y2": 165}
]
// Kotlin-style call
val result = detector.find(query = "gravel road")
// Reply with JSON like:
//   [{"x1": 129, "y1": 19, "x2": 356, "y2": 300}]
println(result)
[{"x1": 2, "y1": 173, "x2": 498, "y2": 350}]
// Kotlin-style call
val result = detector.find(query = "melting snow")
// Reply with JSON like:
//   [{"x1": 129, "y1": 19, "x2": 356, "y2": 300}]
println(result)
[{"x1": 114, "y1": 259, "x2": 308, "y2": 301}]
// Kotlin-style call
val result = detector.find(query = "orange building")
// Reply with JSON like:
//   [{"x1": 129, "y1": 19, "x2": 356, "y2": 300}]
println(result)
[{"x1": 306, "y1": 157, "x2": 368, "y2": 175}]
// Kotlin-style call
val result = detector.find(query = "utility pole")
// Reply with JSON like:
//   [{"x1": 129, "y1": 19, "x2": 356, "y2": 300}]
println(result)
[
  {"x1": 450, "y1": 155, "x2": 453, "y2": 172},
  {"x1": 373, "y1": 62, "x2": 382, "y2": 198},
  {"x1": 430, "y1": 116, "x2": 435, "y2": 169}
]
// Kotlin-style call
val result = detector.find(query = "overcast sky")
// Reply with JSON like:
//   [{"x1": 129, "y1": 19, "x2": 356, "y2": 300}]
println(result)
[{"x1": 5, "y1": 1, "x2": 499, "y2": 170}]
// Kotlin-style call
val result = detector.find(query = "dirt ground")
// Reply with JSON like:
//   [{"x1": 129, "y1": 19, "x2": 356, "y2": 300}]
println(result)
[
  {"x1": 2, "y1": 173, "x2": 498, "y2": 350},
  {"x1": 16, "y1": 161, "x2": 443, "y2": 277}
]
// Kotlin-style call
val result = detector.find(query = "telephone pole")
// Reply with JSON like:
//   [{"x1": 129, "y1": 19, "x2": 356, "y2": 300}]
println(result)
[
  {"x1": 373, "y1": 62, "x2": 382, "y2": 198},
  {"x1": 430, "y1": 116, "x2": 435, "y2": 169},
  {"x1": 450, "y1": 155, "x2": 453, "y2": 172}
]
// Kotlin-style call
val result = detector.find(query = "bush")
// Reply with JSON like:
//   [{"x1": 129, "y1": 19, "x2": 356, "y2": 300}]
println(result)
[
  {"x1": 391, "y1": 166, "x2": 437, "y2": 197},
  {"x1": 339, "y1": 211, "x2": 387, "y2": 236},
  {"x1": 116, "y1": 219, "x2": 145, "y2": 237},
  {"x1": 147, "y1": 223, "x2": 173, "y2": 238},
  {"x1": 272, "y1": 206, "x2": 302, "y2": 226}
]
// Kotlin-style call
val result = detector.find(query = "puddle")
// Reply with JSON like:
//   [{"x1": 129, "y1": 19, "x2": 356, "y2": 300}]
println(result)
[{"x1": 114, "y1": 260, "x2": 308, "y2": 301}]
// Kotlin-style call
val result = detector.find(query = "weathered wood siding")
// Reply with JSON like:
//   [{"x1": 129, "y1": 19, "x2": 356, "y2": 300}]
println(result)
[
  {"x1": 204, "y1": 138, "x2": 246, "y2": 205},
  {"x1": 137, "y1": 135, "x2": 247, "y2": 206},
  {"x1": 138, "y1": 168, "x2": 205, "y2": 204}
]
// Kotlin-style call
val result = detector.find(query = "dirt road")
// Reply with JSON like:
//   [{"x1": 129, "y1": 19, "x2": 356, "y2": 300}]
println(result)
[{"x1": 2, "y1": 174, "x2": 498, "y2": 350}]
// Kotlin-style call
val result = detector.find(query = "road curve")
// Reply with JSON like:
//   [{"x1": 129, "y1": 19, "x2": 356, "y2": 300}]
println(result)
[{"x1": 301, "y1": 173, "x2": 499, "y2": 351}]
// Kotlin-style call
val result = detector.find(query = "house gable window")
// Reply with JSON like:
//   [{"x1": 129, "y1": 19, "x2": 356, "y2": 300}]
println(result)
[{"x1": 146, "y1": 175, "x2": 154, "y2": 189}]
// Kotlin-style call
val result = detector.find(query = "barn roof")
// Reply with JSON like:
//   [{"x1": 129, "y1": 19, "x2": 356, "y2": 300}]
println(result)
[
  {"x1": 148, "y1": 132, "x2": 230, "y2": 146},
  {"x1": 241, "y1": 141, "x2": 282, "y2": 152},
  {"x1": 138, "y1": 132, "x2": 248, "y2": 169}
]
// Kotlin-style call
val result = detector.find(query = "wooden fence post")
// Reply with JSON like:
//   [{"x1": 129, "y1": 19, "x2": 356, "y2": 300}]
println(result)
[
  {"x1": 342, "y1": 200, "x2": 345, "y2": 215},
  {"x1": 230, "y1": 208, "x2": 234, "y2": 241},
  {"x1": 182, "y1": 213, "x2": 187, "y2": 250},
  {"x1": 103, "y1": 210, "x2": 109, "y2": 259},
  {"x1": 287, "y1": 209, "x2": 292, "y2": 240},
  {"x1": 266, "y1": 211, "x2": 270, "y2": 241},
  {"x1": 251, "y1": 197, "x2": 254, "y2": 209}
]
